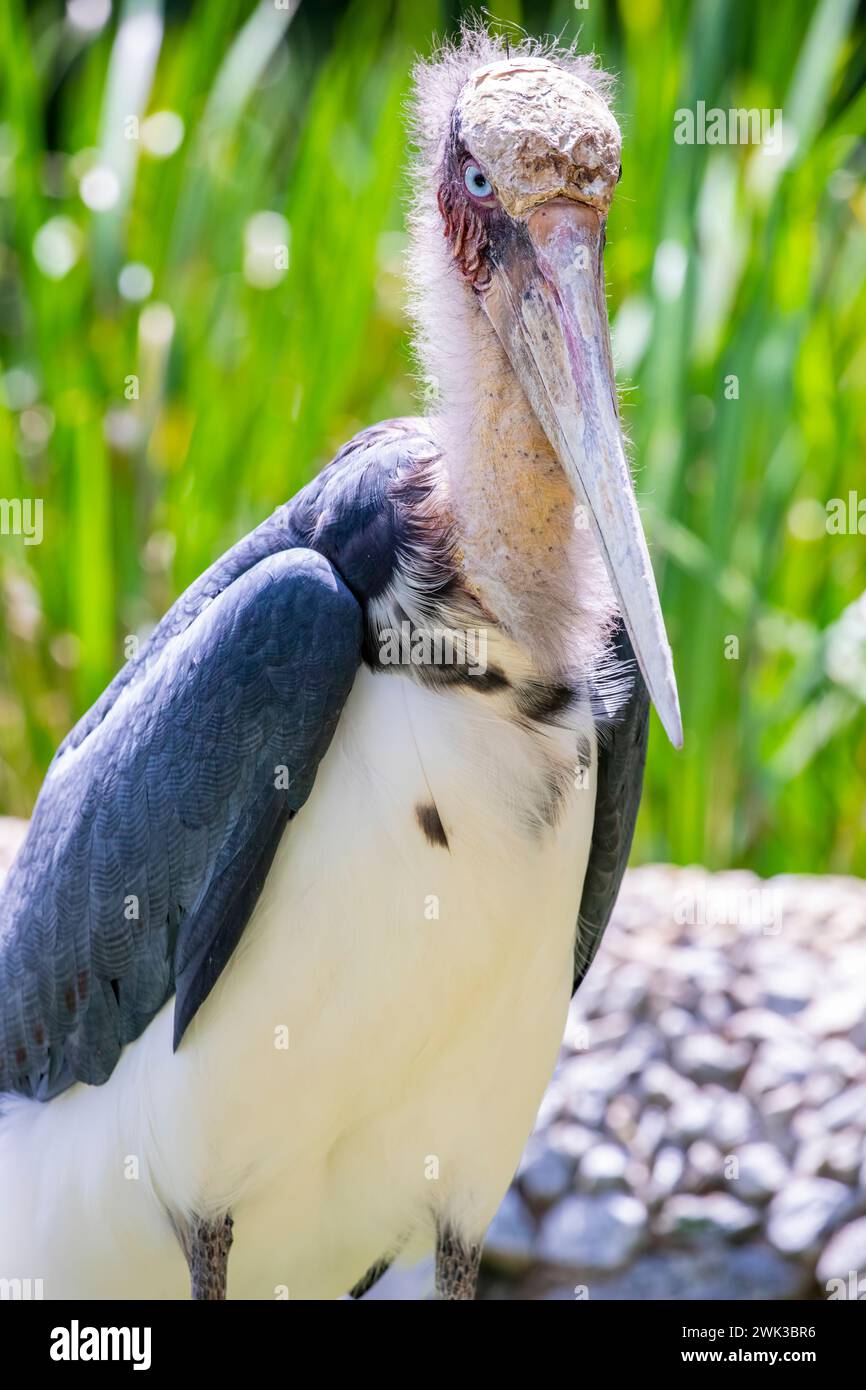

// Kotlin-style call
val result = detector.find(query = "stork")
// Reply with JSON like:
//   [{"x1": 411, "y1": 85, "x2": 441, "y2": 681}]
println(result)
[{"x1": 0, "y1": 29, "x2": 680, "y2": 1301}]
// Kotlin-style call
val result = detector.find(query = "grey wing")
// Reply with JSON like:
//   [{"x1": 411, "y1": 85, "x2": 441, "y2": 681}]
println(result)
[
  {"x1": 0, "y1": 549, "x2": 362, "y2": 1098},
  {"x1": 574, "y1": 622, "x2": 650, "y2": 993}
]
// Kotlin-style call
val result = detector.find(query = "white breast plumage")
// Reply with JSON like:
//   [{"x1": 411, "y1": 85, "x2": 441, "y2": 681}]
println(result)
[{"x1": 0, "y1": 657, "x2": 596, "y2": 1299}]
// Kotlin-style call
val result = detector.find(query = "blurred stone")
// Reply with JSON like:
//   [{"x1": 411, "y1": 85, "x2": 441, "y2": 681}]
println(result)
[
  {"x1": 537, "y1": 1193, "x2": 647, "y2": 1273},
  {"x1": 633, "y1": 1106, "x2": 667, "y2": 1162},
  {"x1": 801, "y1": 1069, "x2": 845, "y2": 1108},
  {"x1": 570, "y1": 1244, "x2": 809, "y2": 1301},
  {"x1": 697, "y1": 992, "x2": 733, "y2": 1029},
  {"x1": 801, "y1": 982, "x2": 866, "y2": 1038},
  {"x1": 791, "y1": 1108, "x2": 824, "y2": 1143},
  {"x1": 729, "y1": 1143, "x2": 790, "y2": 1203},
  {"x1": 563, "y1": 1090, "x2": 608, "y2": 1128},
  {"x1": 597, "y1": 963, "x2": 649, "y2": 1015},
  {"x1": 566, "y1": 1009, "x2": 632, "y2": 1051},
  {"x1": 655, "y1": 1193, "x2": 760, "y2": 1245},
  {"x1": 605, "y1": 1093, "x2": 640, "y2": 1142},
  {"x1": 578, "y1": 1142, "x2": 629, "y2": 1193},
  {"x1": 726, "y1": 1008, "x2": 803, "y2": 1045},
  {"x1": 760, "y1": 957, "x2": 817, "y2": 1015},
  {"x1": 534, "y1": 1079, "x2": 566, "y2": 1129},
  {"x1": 818, "y1": 1084, "x2": 866, "y2": 1134},
  {"x1": 666, "y1": 1092, "x2": 715, "y2": 1145},
  {"x1": 617, "y1": 1023, "x2": 666, "y2": 1074},
  {"x1": 726, "y1": 974, "x2": 764, "y2": 1011},
  {"x1": 655, "y1": 1006, "x2": 694, "y2": 1041},
  {"x1": 649, "y1": 1145, "x2": 686, "y2": 1202},
  {"x1": 707, "y1": 1091, "x2": 761, "y2": 1149},
  {"x1": 794, "y1": 1135, "x2": 829, "y2": 1178},
  {"x1": 520, "y1": 1147, "x2": 574, "y2": 1208},
  {"x1": 818, "y1": 1038, "x2": 863, "y2": 1082},
  {"x1": 744, "y1": 1038, "x2": 815, "y2": 1094},
  {"x1": 761, "y1": 1082, "x2": 802, "y2": 1125},
  {"x1": 640, "y1": 1060, "x2": 694, "y2": 1108},
  {"x1": 483, "y1": 1189, "x2": 535, "y2": 1275},
  {"x1": 682, "y1": 1140, "x2": 725, "y2": 1193},
  {"x1": 558, "y1": 1048, "x2": 625, "y2": 1095},
  {"x1": 816, "y1": 1217, "x2": 866, "y2": 1292},
  {"x1": 766, "y1": 1178, "x2": 852, "y2": 1257},
  {"x1": 819, "y1": 1129, "x2": 864, "y2": 1185},
  {"x1": 673, "y1": 1032, "x2": 750, "y2": 1087},
  {"x1": 545, "y1": 1122, "x2": 598, "y2": 1162}
]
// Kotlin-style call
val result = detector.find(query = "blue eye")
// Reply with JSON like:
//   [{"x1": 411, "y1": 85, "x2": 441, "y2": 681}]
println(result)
[{"x1": 463, "y1": 163, "x2": 493, "y2": 199}]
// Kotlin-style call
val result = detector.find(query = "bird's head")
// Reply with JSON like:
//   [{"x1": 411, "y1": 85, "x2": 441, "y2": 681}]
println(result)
[{"x1": 411, "y1": 36, "x2": 681, "y2": 748}]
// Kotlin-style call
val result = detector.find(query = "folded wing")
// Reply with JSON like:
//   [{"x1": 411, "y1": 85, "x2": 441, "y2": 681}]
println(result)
[{"x1": 0, "y1": 549, "x2": 361, "y2": 1098}]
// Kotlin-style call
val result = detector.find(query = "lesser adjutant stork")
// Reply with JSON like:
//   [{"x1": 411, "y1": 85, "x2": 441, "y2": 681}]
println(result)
[{"x1": 0, "y1": 29, "x2": 680, "y2": 1300}]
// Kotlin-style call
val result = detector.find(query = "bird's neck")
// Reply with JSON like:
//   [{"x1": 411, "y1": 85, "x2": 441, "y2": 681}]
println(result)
[{"x1": 432, "y1": 311, "x2": 612, "y2": 677}]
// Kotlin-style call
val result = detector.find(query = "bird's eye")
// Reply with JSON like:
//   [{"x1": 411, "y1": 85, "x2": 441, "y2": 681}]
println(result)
[{"x1": 463, "y1": 163, "x2": 493, "y2": 200}]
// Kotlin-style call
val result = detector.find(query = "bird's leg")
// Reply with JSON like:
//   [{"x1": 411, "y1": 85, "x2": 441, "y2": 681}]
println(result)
[
  {"x1": 185, "y1": 1212, "x2": 234, "y2": 1300},
  {"x1": 435, "y1": 1223, "x2": 481, "y2": 1301}
]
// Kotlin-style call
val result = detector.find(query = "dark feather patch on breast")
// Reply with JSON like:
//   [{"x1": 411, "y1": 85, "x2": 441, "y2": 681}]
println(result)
[
  {"x1": 462, "y1": 664, "x2": 509, "y2": 694},
  {"x1": 514, "y1": 680, "x2": 575, "y2": 722},
  {"x1": 415, "y1": 802, "x2": 450, "y2": 851}
]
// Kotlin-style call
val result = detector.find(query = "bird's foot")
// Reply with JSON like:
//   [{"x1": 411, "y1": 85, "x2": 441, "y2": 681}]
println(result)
[
  {"x1": 184, "y1": 1211, "x2": 234, "y2": 1300},
  {"x1": 435, "y1": 1223, "x2": 481, "y2": 1301}
]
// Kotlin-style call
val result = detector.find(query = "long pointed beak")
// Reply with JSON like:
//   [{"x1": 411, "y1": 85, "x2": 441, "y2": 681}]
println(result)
[{"x1": 479, "y1": 199, "x2": 683, "y2": 748}]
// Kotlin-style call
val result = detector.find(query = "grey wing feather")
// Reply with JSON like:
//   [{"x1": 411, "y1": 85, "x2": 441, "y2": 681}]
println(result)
[
  {"x1": 0, "y1": 548, "x2": 362, "y2": 1098},
  {"x1": 574, "y1": 622, "x2": 650, "y2": 993}
]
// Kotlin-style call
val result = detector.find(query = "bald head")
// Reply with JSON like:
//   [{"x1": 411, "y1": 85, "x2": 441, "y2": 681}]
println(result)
[{"x1": 453, "y1": 58, "x2": 621, "y2": 217}]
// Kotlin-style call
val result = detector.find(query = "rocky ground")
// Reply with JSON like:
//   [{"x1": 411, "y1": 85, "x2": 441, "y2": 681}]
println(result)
[
  {"x1": 1, "y1": 817, "x2": 863, "y2": 1301},
  {"x1": 482, "y1": 866, "x2": 866, "y2": 1300},
  {"x1": 368, "y1": 865, "x2": 866, "y2": 1300}
]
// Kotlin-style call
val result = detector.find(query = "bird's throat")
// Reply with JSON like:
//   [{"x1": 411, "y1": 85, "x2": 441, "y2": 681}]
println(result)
[{"x1": 435, "y1": 315, "x2": 592, "y2": 671}]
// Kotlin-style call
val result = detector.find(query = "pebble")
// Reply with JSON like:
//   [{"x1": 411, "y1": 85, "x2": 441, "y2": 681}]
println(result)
[
  {"x1": 728, "y1": 1143, "x2": 790, "y2": 1203},
  {"x1": 766, "y1": 1178, "x2": 852, "y2": 1256},
  {"x1": 666, "y1": 1092, "x2": 716, "y2": 1145},
  {"x1": 537, "y1": 1193, "x2": 647, "y2": 1273},
  {"x1": 801, "y1": 982, "x2": 866, "y2": 1038},
  {"x1": 760, "y1": 1081, "x2": 802, "y2": 1125},
  {"x1": 726, "y1": 1007, "x2": 802, "y2": 1045},
  {"x1": 519, "y1": 1147, "x2": 574, "y2": 1208},
  {"x1": 545, "y1": 1121, "x2": 598, "y2": 1162},
  {"x1": 673, "y1": 1032, "x2": 750, "y2": 1087},
  {"x1": 639, "y1": 1060, "x2": 694, "y2": 1108},
  {"x1": 819, "y1": 1129, "x2": 864, "y2": 1185},
  {"x1": 683, "y1": 1140, "x2": 725, "y2": 1193},
  {"x1": 706, "y1": 1091, "x2": 760, "y2": 1149},
  {"x1": 562, "y1": 1244, "x2": 809, "y2": 1301},
  {"x1": 655, "y1": 1193, "x2": 761, "y2": 1244},
  {"x1": 815, "y1": 1216, "x2": 866, "y2": 1292},
  {"x1": 818, "y1": 1084, "x2": 866, "y2": 1133},
  {"x1": 578, "y1": 1142, "x2": 629, "y2": 1193},
  {"x1": 649, "y1": 1145, "x2": 686, "y2": 1202},
  {"x1": 483, "y1": 1188, "x2": 536, "y2": 1275},
  {"x1": 744, "y1": 1038, "x2": 816, "y2": 1094},
  {"x1": 632, "y1": 1106, "x2": 668, "y2": 1161}
]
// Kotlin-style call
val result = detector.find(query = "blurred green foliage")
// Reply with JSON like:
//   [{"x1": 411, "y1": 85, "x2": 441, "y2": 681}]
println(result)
[{"x1": 0, "y1": 0, "x2": 864, "y2": 874}]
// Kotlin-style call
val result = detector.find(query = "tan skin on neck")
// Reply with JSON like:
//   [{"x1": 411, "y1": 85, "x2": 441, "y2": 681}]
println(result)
[{"x1": 436, "y1": 312, "x2": 579, "y2": 655}]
